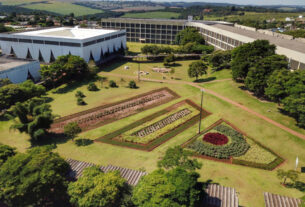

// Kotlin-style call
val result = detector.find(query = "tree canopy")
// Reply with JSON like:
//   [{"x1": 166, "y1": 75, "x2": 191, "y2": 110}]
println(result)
[
  {"x1": 0, "y1": 80, "x2": 46, "y2": 110},
  {"x1": 8, "y1": 98, "x2": 54, "y2": 144},
  {"x1": 266, "y1": 69, "x2": 305, "y2": 127},
  {"x1": 175, "y1": 27, "x2": 205, "y2": 45},
  {"x1": 209, "y1": 50, "x2": 232, "y2": 71},
  {"x1": 0, "y1": 147, "x2": 70, "y2": 207},
  {"x1": 64, "y1": 122, "x2": 82, "y2": 140},
  {"x1": 188, "y1": 61, "x2": 208, "y2": 80},
  {"x1": 68, "y1": 166, "x2": 127, "y2": 207},
  {"x1": 40, "y1": 55, "x2": 89, "y2": 88},
  {"x1": 158, "y1": 146, "x2": 202, "y2": 171},
  {"x1": 0, "y1": 144, "x2": 16, "y2": 166},
  {"x1": 231, "y1": 40, "x2": 276, "y2": 81},
  {"x1": 245, "y1": 54, "x2": 288, "y2": 96},
  {"x1": 132, "y1": 168, "x2": 201, "y2": 207}
]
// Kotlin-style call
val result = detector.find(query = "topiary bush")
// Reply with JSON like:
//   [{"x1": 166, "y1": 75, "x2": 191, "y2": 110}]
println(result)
[
  {"x1": 75, "y1": 138, "x2": 93, "y2": 146},
  {"x1": 77, "y1": 97, "x2": 86, "y2": 105},
  {"x1": 87, "y1": 83, "x2": 98, "y2": 91},
  {"x1": 75, "y1": 91, "x2": 85, "y2": 98},
  {"x1": 128, "y1": 80, "x2": 137, "y2": 89},
  {"x1": 109, "y1": 80, "x2": 118, "y2": 88}
]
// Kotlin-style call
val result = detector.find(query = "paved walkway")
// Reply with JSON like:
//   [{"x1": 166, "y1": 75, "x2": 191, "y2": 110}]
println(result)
[{"x1": 102, "y1": 72, "x2": 305, "y2": 140}]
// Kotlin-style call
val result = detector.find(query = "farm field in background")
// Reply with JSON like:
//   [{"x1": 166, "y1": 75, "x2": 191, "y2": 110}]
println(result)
[
  {"x1": 0, "y1": 0, "x2": 103, "y2": 16},
  {"x1": 204, "y1": 11, "x2": 305, "y2": 21},
  {"x1": 122, "y1": 11, "x2": 180, "y2": 19}
]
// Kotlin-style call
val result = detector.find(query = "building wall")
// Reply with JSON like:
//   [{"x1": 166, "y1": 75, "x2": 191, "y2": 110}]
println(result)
[
  {"x1": 0, "y1": 31, "x2": 127, "y2": 63},
  {"x1": 101, "y1": 19, "x2": 185, "y2": 44},
  {"x1": 0, "y1": 60, "x2": 40, "y2": 83}
]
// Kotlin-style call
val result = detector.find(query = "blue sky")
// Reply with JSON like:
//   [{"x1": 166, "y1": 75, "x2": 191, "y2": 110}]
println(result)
[{"x1": 154, "y1": 0, "x2": 305, "y2": 6}]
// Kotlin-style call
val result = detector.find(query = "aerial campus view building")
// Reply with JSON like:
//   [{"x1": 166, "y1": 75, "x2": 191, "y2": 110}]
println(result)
[
  {"x1": 101, "y1": 18, "x2": 305, "y2": 70},
  {"x1": 0, "y1": 27, "x2": 127, "y2": 64},
  {"x1": 0, "y1": 14, "x2": 304, "y2": 207}
]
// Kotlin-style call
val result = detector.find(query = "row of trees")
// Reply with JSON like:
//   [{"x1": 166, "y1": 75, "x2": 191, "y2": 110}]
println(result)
[
  {"x1": 0, "y1": 144, "x2": 204, "y2": 207},
  {"x1": 231, "y1": 40, "x2": 305, "y2": 127},
  {"x1": 141, "y1": 27, "x2": 214, "y2": 56}
]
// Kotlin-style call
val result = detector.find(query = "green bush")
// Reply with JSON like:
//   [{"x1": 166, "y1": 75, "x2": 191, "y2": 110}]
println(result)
[
  {"x1": 75, "y1": 139, "x2": 93, "y2": 146},
  {"x1": 75, "y1": 91, "x2": 85, "y2": 98},
  {"x1": 77, "y1": 97, "x2": 86, "y2": 105},
  {"x1": 87, "y1": 83, "x2": 98, "y2": 91},
  {"x1": 128, "y1": 80, "x2": 137, "y2": 89},
  {"x1": 109, "y1": 80, "x2": 118, "y2": 88}
]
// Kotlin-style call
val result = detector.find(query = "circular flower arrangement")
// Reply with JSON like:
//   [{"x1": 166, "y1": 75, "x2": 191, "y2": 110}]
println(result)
[{"x1": 203, "y1": 132, "x2": 229, "y2": 145}]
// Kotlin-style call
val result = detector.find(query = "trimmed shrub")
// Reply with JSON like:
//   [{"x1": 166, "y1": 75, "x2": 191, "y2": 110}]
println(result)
[
  {"x1": 128, "y1": 80, "x2": 137, "y2": 89},
  {"x1": 75, "y1": 138, "x2": 93, "y2": 146},
  {"x1": 77, "y1": 97, "x2": 86, "y2": 105},
  {"x1": 109, "y1": 80, "x2": 118, "y2": 88},
  {"x1": 203, "y1": 132, "x2": 228, "y2": 145},
  {"x1": 75, "y1": 91, "x2": 85, "y2": 98},
  {"x1": 87, "y1": 83, "x2": 98, "y2": 91}
]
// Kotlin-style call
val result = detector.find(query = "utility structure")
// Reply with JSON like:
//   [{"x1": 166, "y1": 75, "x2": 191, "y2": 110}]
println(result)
[{"x1": 198, "y1": 88, "x2": 204, "y2": 134}]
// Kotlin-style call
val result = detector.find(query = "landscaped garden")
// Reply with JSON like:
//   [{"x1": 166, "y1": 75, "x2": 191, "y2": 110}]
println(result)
[
  {"x1": 0, "y1": 41, "x2": 304, "y2": 207},
  {"x1": 50, "y1": 87, "x2": 179, "y2": 133},
  {"x1": 96, "y1": 100, "x2": 210, "y2": 151},
  {"x1": 183, "y1": 119, "x2": 284, "y2": 170}
]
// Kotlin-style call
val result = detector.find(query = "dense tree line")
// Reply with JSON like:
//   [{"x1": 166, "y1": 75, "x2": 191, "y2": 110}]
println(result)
[
  {"x1": 0, "y1": 80, "x2": 46, "y2": 110},
  {"x1": 0, "y1": 145, "x2": 205, "y2": 207},
  {"x1": 231, "y1": 40, "x2": 304, "y2": 127}
]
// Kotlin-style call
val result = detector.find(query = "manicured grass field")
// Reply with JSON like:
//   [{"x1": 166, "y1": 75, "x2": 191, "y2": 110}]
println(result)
[
  {"x1": 202, "y1": 80, "x2": 305, "y2": 136},
  {"x1": 122, "y1": 11, "x2": 180, "y2": 19},
  {"x1": 0, "y1": 0, "x2": 103, "y2": 16},
  {"x1": 0, "y1": 41, "x2": 304, "y2": 206},
  {"x1": 0, "y1": 76, "x2": 304, "y2": 207}
]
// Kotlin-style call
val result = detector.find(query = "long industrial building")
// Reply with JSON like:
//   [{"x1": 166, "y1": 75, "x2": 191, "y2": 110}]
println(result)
[
  {"x1": 0, "y1": 27, "x2": 127, "y2": 64},
  {"x1": 101, "y1": 18, "x2": 305, "y2": 70}
]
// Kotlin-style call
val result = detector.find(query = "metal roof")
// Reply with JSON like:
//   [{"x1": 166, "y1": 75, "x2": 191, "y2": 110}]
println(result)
[
  {"x1": 203, "y1": 184, "x2": 239, "y2": 207},
  {"x1": 66, "y1": 158, "x2": 147, "y2": 186},
  {"x1": 264, "y1": 192, "x2": 301, "y2": 207},
  {"x1": 100, "y1": 165, "x2": 147, "y2": 186},
  {"x1": 66, "y1": 158, "x2": 96, "y2": 179}
]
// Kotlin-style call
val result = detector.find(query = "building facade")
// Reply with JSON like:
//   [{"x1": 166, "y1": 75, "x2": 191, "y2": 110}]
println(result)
[
  {"x1": 101, "y1": 18, "x2": 305, "y2": 70},
  {"x1": 0, "y1": 27, "x2": 127, "y2": 64},
  {"x1": 0, "y1": 56, "x2": 40, "y2": 83}
]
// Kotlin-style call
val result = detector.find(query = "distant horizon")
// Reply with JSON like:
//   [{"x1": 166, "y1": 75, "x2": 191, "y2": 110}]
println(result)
[{"x1": 151, "y1": 0, "x2": 305, "y2": 6}]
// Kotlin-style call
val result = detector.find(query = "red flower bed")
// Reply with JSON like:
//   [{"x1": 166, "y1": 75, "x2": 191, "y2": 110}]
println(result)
[{"x1": 203, "y1": 132, "x2": 228, "y2": 145}]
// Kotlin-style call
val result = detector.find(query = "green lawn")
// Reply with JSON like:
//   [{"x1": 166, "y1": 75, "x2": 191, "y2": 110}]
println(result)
[
  {"x1": 202, "y1": 80, "x2": 305, "y2": 136},
  {"x1": 0, "y1": 76, "x2": 304, "y2": 207},
  {"x1": 122, "y1": 11, "x2": 180, "y2": 19},
  {"x1": 0, "y1": 0, "x2": 103, "y2": 16}
]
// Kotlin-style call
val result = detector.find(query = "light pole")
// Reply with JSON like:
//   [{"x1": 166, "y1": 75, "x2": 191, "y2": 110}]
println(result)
[
  {"x1": 138, "y1": 59, "x2": 140, "y2": 82},
  {"x1": 198, "y1": 89, "x2": 204, "y2": 134}
]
